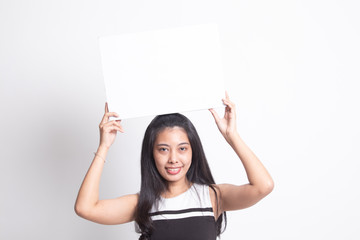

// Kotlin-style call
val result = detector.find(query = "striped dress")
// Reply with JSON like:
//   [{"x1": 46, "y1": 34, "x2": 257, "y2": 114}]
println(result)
[{"x1": 149, "y1": 183, "x2": 217, "y2": 240}]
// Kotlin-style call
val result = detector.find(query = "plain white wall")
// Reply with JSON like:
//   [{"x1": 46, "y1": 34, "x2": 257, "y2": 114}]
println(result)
[{"x1": 1, "y1": 0, "x2": 359, "y2": 239}]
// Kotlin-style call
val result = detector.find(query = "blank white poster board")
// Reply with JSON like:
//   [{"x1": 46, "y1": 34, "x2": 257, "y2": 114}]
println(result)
[{"x1": 99, "y1": 24, "x2": 225, "y2": 119}]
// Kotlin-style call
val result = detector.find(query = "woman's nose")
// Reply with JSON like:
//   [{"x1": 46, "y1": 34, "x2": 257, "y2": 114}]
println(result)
[{"x1": 168, "y1": 150, "x2": 178, "y2": 163}]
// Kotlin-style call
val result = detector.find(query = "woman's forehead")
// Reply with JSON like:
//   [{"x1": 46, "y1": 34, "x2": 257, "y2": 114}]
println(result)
[{"x1": 155, "y1": 127, "x2": 189, "y2": 142}]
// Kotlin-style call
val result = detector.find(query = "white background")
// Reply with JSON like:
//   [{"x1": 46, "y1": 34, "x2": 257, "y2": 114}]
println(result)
[{"x1": 0, "y1": 0, "x2": 359, "y2": 239}]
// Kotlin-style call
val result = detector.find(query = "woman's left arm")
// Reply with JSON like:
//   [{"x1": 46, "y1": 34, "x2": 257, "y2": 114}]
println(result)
[{"x1": 209, "y1": 92, "x2": 274, "y2": 212}]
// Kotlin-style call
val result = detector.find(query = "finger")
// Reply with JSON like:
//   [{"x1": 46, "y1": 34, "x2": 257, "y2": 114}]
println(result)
[
  {"x1": 106, "y1": 125, "x2": 124, "y2": 133},
  {"x1": 225, "y1": 91, "x2": 230, "y2": 100},
  {"x1": 223, "y1": 98, "x2": 235, "y2": 109},
  {"x1": 222, "y1": 100, "x2": 236, "y2": 118},
  {"x1": 102, "y1": 120, "x2": 124, "y2": 130},
  {"x1": 113, "y1": 120, "x2": 123, "y2": 129},
  {"x1": 100, "y1": 113, "x2": 120, "y2": 127},
  {"x1": 100, "y1": 102, "x2": 110, "y2": 124},
  {"x1": 224, "y1": 91, "x2": 236, "y2": 110},
  {"x1": 209, "y1": 108, "x2": 221, "y2": 123},
  {"x1": 102, "y1": 119, "x2": 121, "y2": 128},
  {"x1": 100, "y1": 113, "x2": 108, "y2": 126},
  {"x1": 105, "y1": 112, "x2": 119, "y2": 117},
  {"x1": 113, "y1": 125, "x2": 124, "y2": 133},
  {"x1": 110, "y1": 122, "x2": 124, "y2": 133},
  {"x1": 104, "y1": 104, "x2": 120, "y2": 119},
  {"x1": 222, "y1": 98, "x2": 230, "y2": 109}
]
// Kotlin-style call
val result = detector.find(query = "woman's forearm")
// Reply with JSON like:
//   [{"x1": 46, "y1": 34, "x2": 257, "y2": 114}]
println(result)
[
  {"x1": 228, "y1": 132, "x2": 274, "y2": 194},
  {"x1": 75, "y1": 145, "x2": 109, "y2": 215}
]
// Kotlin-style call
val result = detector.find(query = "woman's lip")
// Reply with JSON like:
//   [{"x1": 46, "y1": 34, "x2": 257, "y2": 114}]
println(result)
[{"x1": 166, "y1": 167, "x2": 182, "y2": 175}]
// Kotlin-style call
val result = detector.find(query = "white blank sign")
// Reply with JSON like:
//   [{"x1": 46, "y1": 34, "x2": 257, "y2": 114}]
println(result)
[{"x1": 99, "y1": 24, "x2": 225, "y2": 119}]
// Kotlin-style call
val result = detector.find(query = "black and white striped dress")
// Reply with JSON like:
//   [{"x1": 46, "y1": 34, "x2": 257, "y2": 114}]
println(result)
[{"x1": 149, "y1": 183, "x2": 217, "y2": 240}]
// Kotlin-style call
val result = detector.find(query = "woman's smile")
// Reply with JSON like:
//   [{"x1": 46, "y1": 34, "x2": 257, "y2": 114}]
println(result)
[{"x1": 166, "y1": 167, "x2": 182, "y2": 175}]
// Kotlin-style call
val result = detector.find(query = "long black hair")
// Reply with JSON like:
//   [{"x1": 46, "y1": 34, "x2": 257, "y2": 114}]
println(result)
[{"x1": 135, "y1": 113, "x2": 226, "y2": 239}]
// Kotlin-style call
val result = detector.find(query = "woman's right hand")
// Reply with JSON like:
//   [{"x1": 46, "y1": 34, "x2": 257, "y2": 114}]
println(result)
[
  {"x1": 98, "y1": 102, "x2": 124, "y2": 149},
  {"x1": 76, "y1": 103, "x2": 137, "y2": 225}
]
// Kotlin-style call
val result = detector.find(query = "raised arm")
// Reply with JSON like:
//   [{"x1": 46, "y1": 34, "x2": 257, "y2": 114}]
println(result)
[
  {"x1": 74, "y1": 103, "x2": 138, "y2": 225},
  {"x1": 209, "y1": 92, "x2": 274, "y2": 214}
]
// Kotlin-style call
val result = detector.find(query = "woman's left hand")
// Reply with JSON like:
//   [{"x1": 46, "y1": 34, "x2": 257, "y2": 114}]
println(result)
[{"x1": 209, "y1": 92, "x2": 238, "y2": 144}]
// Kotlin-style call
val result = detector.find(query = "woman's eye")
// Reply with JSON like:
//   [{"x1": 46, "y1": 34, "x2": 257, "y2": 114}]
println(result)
[
  {"x1": 180, "y1": 147, "x2": 186, "y2": 151},
  {"x1": 159, "y1": 148, "x2": 168, "y2": 152}
]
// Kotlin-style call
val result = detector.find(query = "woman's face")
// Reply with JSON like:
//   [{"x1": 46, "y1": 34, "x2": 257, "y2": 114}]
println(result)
[{"x1": 153, "y1": 127, "x2": 192, "y2": 185}]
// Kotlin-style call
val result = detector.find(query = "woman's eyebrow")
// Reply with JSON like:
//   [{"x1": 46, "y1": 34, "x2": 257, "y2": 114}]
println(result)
[
  {"x1": 156, "y1": 142, "x2": 189, "y2": 147},
  {"x1": 156, "y1": 143, "x2": 170, "y2": 147},
  {"x1": 178, "y1": 142, "x2": 190, "y2": 146}
]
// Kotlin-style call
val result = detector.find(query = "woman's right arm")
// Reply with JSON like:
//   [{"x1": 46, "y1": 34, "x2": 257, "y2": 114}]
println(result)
[{"x1": 74, "y1": 103, "x2": 138, "y2": 225}]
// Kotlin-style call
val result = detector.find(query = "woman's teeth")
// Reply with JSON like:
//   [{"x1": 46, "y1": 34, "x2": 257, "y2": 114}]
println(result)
[{"x1": 166, "y1": 167, "x2": 181, "y2": 174}]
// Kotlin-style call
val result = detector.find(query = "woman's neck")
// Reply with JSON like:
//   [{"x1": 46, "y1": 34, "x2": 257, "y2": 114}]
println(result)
[{"x1": 163, "y1": 179, "x2": 192, "y2": 198}]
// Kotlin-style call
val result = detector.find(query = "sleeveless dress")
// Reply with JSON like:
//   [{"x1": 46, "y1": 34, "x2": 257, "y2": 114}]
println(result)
[{"x1": 149, "y1": 183, "x2": 217, "y2": 240}]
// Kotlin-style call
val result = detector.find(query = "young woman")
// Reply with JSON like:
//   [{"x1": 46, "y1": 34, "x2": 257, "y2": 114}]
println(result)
[{"x1": 75, "y1": 93, "x2": 274, "y2": 240}]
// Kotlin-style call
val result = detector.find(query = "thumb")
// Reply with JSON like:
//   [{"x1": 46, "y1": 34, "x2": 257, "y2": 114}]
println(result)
[{"x1": 209, "y1": 108, "x2": 221, "y2": 124}]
